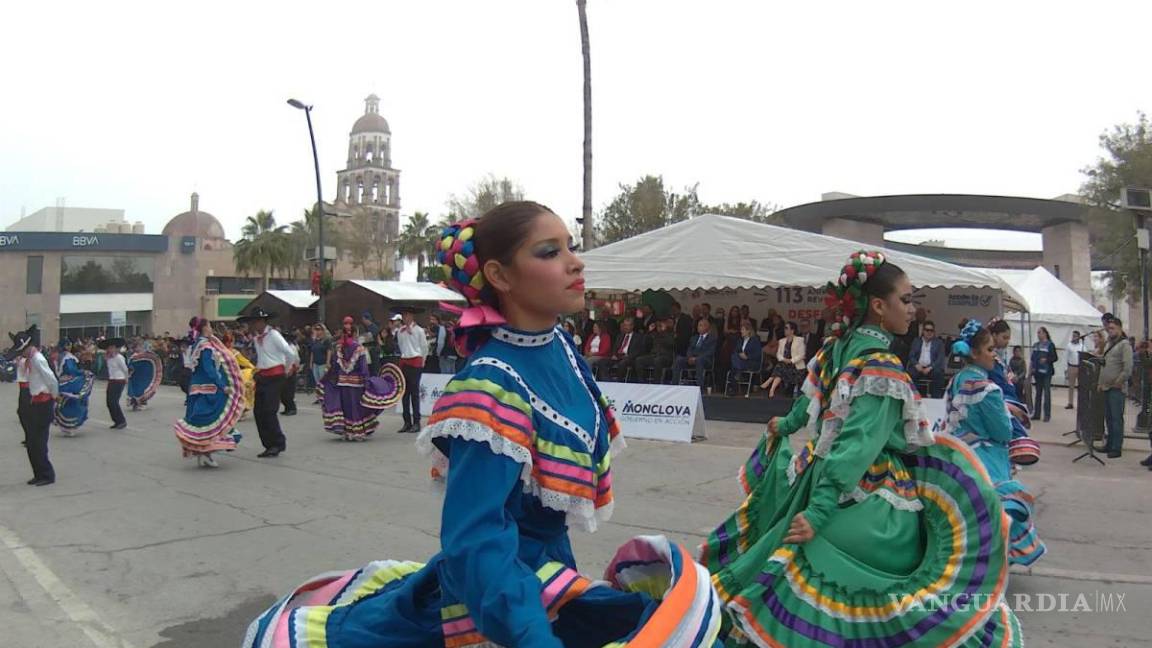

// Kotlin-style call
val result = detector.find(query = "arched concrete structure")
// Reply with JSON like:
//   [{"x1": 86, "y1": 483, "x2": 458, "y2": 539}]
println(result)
[{"x1": 775, "y1": 194, "x2": 1093, "y2": 300}]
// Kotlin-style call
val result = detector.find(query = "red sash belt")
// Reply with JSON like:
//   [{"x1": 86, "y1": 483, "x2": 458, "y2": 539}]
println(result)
[
  {"x1": 258, "y1": 366, "x2": 286, "y2": 378},
  {"x1": 399, "y1": 357, "x2": 425, "y2": 369},
  {"x1": 30, "y1": 393, "x2": 53, "y2": 404},
  {"x1": 18, "y1": 382, "x2": 28, "y2": 389}
]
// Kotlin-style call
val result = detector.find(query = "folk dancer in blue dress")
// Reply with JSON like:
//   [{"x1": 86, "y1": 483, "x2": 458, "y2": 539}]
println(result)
[
  {"x1": 5, "y1": 326, "x2": 58, "y2": 486},
  {"x1": 946, "y1": 319, "x2": 1046, "y2": 566},
  {"x1": 54, "y1": 344, "x2": 93, "y2": 436},
  {"x1": 245, "y1": 201, "x2": 722, "y2": 648},
  {"x1": 127, "y1": 344, "x2": 163, "y2": 411},
  {"x1": 173, "y1": 318, "x2": 246, "y2": 468},
  {"x1": 986, "y1": 319, "x2": 1039, "y2": 463}
]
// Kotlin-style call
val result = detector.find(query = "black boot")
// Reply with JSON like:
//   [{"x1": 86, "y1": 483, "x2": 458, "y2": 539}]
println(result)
[
  {"x1": 1139, "y1": 454, "x2": 1152, "y2": 467},
  {"x1": 396, "y1": 422, "x2": 412, "y2": 434}
]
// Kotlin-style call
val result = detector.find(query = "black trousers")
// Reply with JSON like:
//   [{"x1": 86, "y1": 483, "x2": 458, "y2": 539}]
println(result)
[
  {"x1": 367, "y1": 346, "x2": 381, "y2": 375},
  {"x1": 280, "y1": 372, "x2": 297, "y2": 413},
  {"x1": 401, "y1": 364, "x2": 423, "y2": 426},
  {"x1": 17, "y1": 386, "x2": 30, "y2": 434},
  {"x1": 178, "y1": 368, "x2": 192, "y2": 395},
  {"x1": 254, "y1": 375, "x2": 287, "y2": 450},
  {"x1": 25, "y1": 399, "x2": 54, "y2": 481},
  {"x1": 106, "y1": 380, "x2": 126, "y2": 425}
]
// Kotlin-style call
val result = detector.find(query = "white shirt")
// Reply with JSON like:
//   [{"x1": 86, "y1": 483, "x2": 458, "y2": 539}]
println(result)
[
  {"x1": 16, "y1": 356, "x2": 28, "y2": 383},
  {"x1": 1066, "y1": 340, "x2": 1085, "y2": 367},
  {"x1": 588, "y1": 335, "x2": 602, "y2": 353},
  {"x1": 27, "y1": 351, "x2": 59, "y2": 397},
  {"x1": 918, "y1": 337, "x2": 934, "y2": 368},
  {"x1": 106, "y1": 353, "x2": 129, "y2": 381},
  {"x1": 396, "y1": 323, "x2": 428, "y2": 359},
  {"x1": 182, "y1": 346, "x2": 196, "y2": 369},
  {"x1": 254, "y1": 327, "x2": 295, "y2": 370}
]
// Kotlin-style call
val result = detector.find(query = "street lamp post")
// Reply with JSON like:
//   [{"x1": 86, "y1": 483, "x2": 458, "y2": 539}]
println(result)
[
  {"x1": 287, "y1": 98, "x2": 326, "y2": 325},
  {"x1": 1121, "y1": 187, "x2": 1152, "y2": 434}
]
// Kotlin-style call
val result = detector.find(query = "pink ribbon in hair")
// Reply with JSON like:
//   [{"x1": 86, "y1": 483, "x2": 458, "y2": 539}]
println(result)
[{"x1": 439, "y1": 301, "x2": 506, "y2": 357}]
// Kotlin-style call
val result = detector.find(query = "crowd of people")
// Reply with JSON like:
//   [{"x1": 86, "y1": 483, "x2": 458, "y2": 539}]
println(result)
[
  {"x1": 10, "y1": 199, "x2": 1152, "y2": 646},
  {"x1": 567, "y1": 301, "x2": 827, "y2": 396}
]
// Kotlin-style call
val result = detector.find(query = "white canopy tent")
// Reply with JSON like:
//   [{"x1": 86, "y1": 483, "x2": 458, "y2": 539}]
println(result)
[
  {"x1": 982, "y1": 266, "x2": 1102, "y2": 386},
  {"x1": 582, "y1": 214, "x2": 1030, "y2": 312}
]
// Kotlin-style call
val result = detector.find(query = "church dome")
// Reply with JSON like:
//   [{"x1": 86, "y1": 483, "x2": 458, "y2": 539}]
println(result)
[
  {"x1": 351, "y1": 112, "x2": 390, "y2": 134},
  {"x1": 351, "y1": 94, "x2": 391, "y2": 134},
  {"x1": 163, "y1": 193, "x2": 226, "y2": 239}
]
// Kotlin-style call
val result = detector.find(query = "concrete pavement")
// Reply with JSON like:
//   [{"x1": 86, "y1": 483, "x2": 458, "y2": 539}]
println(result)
[{"x1": 0, "y1": 381, "x2": 1148, "y2": 647}]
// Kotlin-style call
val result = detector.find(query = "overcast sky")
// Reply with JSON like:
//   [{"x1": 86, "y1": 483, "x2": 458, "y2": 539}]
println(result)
[{"x1": 2, "y1": 0, "x2": 1148, "y2": 251}]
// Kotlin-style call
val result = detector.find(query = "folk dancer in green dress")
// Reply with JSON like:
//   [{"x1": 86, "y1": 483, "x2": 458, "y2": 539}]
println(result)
[{"x1": 700, "y1": 251, "x2": 1024, "y2": 647}]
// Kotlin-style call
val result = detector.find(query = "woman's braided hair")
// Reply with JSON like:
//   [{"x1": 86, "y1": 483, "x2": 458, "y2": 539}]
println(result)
[
  {"x1": 823, "y1": 250, "x2": 888, "y2": 337},
  {"x1": 433, "y1": 201, "x2": 555, "y2": 356}
]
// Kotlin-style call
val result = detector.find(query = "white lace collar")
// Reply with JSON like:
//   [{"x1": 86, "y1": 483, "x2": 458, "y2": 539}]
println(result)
[{"x1": 491, "y1": 326, "x2": 556, "y2": 347}]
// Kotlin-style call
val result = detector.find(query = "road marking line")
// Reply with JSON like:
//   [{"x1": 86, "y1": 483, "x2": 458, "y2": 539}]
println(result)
[{"x1": 0, "y1": 523, "x2": 138, "y2": 648}]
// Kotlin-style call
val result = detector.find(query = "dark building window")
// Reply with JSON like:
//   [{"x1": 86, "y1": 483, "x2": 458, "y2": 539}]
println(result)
[
  {"x1": 205, "y1": 276, "x2": 260, "y2": 293},
  {"x1": 60, "y1": 256, "x2": 154, "y2": 294},
  {"x1": 26, "y1": 256, "x2": 43, "y2": 294}
]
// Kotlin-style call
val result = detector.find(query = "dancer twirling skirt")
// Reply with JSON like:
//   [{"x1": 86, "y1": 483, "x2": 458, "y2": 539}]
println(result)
[
  {"x1": 700, "y1": 252, "x2": 1023, "y2": 647},
  {"x1": 127, "y1": 350, "x2": 162, "y2": 410},
  {"x1": 320, "y1": 318, "x2": 394, "y2": 441},
  {"x1": 245, "y1": 202, "x2": 722, "y2": 647},
  {"x1": 173, "y1": 318, "x2": 246, "y2": 468},
  {"x1": 54, "y1": 345, "x2": 93, "y2": 435},
  {"x1": 946, "y1": 319, "x2": 1046, "y2": 567}
]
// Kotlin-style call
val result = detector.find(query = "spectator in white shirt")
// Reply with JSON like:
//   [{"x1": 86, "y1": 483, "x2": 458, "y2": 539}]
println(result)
[
  {"x1": 1065, "y1": 330, "x2": 1085, "y2": 410},
  {"x1": 101, "y1": 338, "x2": 129, "y2": 429}
]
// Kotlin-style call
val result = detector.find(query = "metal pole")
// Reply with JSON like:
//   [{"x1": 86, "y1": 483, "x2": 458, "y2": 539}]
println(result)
[
  {"x1": 303, "y1": 107, "x2": 326, "y2": 326},
  {"x1": 1137, "y1": 213, "x2": 1151, "y2": 432}
]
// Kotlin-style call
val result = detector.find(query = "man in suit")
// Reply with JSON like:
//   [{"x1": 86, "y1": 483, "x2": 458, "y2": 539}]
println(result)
[
  {"x1": 895, "y1": 307, "x2": 928, "y2": 365},
  {"x1": 636, "y1": 316, "x2": 676, "y2": 383},
  {"x1": 800, "y1": 319, "x2": 822, "y2": 362},
  {"x1": 672, "y1": 318, "x2": 717, "y2": 384},
  {"x1": 906, "y1": 319, "x2": 946, "y2": 397},
  {"x1": 670, "y1": 301, "x2": 694, "y2": 358},
  {"x1": 740, "y1": 305, "x2": 758, "y2": 332},
  {"x1": 638, "y1": 304, "x2": 658, "y2": 333},
  {"x1": 602, "y1": 316, "x2": 647, "y2": 380}
]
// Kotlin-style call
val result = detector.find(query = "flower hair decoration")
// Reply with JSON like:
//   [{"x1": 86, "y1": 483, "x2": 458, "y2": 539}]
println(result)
[
  {"x1": 823, "y1": 250, "x2": 887, "y2": 337},
  {"x1": 951, "y1": 318, "x2": 984, "y2": 357},
  {"x1": 435, "y1": 218, "x2": 507, "y2": 357}
]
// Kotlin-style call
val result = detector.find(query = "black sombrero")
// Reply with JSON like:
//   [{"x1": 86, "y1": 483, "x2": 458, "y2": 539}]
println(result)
[
  {"x1": 3, "y1": 325, "x2": 38, "y2": 361},
  {"x1": 98, "y1": 337, "x2": 126, "y2": 350},
  {"x1": 237, "y1": 307, "x2": 278, "y2": 323},
  {"x1": 391, "y1": 305, "x2": 425, "y2": 316}
]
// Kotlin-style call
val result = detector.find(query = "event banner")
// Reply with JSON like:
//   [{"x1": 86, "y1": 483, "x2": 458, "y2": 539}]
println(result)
[
  {"x1": 668, "y1": 286, "x2": 1000, "y2": 332},
  {"x1": 599, "y1": 382, "x2": 705, "y2": 443},
  {"x1": 922, "y1": 398, "x2": 947, "y2": 433},
  {"x1": 412, "y1": 373, "x2": 705, "y2": 443}
]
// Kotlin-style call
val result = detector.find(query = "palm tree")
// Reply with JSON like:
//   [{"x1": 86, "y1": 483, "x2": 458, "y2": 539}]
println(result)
[
  {"x1": 233, "y1": 210, "x2": 290, "y2": 290},
  {"x1": 287, "y1": 206, "x2": 338, "y2": 279},
  {"x1": 577, "y1": 0, "x2": 593, "y2": 251},
  {"x1": 399, "y1": 212, "x2": 434, "y2": 280}
]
